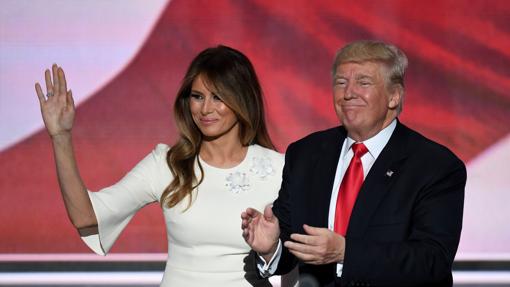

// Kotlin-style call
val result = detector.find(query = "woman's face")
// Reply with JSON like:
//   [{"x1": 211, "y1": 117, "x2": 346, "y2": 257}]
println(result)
[{"x1": 189, "y1": 74, "x2": 239, "y2": 141}]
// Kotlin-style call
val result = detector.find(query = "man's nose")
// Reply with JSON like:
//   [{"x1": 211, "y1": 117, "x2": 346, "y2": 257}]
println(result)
[{"x1": 343, "y1": 83, "x2": 356, "y2": 99}]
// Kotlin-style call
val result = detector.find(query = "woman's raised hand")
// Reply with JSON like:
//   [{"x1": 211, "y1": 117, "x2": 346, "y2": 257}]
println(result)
[
  {"x1": 35, "y1": 64, "x2": 75, "y2": 137},
  {"x1": 35, "y1": 64, "x2": 96, "y2": 230}
]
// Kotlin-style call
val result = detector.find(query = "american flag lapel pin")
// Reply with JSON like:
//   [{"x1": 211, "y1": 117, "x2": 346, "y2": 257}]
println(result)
[{"x1": 385, "y1": 170, "x2": 394, "y2": 177}]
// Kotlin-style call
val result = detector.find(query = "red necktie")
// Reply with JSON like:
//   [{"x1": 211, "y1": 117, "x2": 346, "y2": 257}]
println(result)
[{"x1": 334, "y1": 143, "x2": 368, "y2": 236}]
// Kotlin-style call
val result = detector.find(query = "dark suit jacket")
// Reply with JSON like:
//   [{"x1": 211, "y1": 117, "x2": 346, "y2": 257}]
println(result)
[{"x1": 272, "y1": 121, "x2": 466, "y2": 287}]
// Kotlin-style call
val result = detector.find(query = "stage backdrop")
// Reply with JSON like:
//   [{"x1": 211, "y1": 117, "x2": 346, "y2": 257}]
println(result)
[{"x1": 1, "y1": 0, "x2": 509, "y2": 259}]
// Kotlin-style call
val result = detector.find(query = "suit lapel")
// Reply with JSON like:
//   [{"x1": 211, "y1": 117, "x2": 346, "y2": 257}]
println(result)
[
  {"x1": 306, "y1": 127, "x2": 346, "y2": 228},
  {"x1": 347, "y1": 121, "x2": 411, "y2": 237}
]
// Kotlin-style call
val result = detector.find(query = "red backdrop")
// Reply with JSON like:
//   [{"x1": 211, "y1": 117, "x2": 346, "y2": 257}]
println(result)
[{"x1": 1, "y1": 0, "x2": 509, "y2": 254}]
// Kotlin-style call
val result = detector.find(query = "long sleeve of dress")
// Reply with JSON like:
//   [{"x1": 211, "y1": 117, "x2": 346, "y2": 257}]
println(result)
[{"x1": 81, "y1": 144, "x2": 171, "y2": 255}]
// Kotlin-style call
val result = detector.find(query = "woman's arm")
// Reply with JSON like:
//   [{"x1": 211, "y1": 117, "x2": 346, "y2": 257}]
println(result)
[{"x1": 35, "y1": 64, "x2": 97, "y2": 233}]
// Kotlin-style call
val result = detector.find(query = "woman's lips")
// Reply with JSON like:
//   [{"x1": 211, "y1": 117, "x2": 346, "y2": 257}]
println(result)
[{"x1": 199, "y1": 118, "x2": 218, "y2": 125}]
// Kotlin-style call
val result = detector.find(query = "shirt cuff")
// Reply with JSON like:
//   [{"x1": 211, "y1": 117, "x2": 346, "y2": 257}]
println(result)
[
  {"x1": 336, "y1": 262, "x2": 344, "y2": 277},
  {"x1": 256, "y1": 240, "x2": 282, "y2": 277}
]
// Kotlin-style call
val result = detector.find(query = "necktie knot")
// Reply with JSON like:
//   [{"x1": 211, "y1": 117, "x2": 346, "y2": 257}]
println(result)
[{"x1": 351, "y1": 143, "x2": 368, "y2": 158}]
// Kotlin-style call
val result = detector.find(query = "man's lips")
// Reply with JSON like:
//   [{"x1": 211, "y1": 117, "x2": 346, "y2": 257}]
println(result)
[{"x1": 341, "y1": 104, "x2": 365, "y2": 109}]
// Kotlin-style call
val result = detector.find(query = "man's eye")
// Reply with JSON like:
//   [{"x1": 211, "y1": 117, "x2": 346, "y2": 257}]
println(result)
[{"x1": 359, "y1": 81, "x2": 371, "y2": 86}]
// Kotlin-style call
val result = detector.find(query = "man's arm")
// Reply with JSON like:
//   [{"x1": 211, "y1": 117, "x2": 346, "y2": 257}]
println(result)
[{"x1": 270, "y1": 143, "x2": 301, "y2": 275}]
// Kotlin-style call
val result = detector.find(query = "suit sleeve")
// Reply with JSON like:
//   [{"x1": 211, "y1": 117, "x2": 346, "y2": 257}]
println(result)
[
  {"x1": 342, "y1": 153, "x2": 466, "y2": 286},
  {"x1": 271, "y1": 143, "x2": 300, "y2": 275}
]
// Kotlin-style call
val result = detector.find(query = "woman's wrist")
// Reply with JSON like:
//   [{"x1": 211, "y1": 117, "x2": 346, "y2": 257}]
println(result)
[{"x1": 50, "y1": 131, "x2": 72, "y2": 142}]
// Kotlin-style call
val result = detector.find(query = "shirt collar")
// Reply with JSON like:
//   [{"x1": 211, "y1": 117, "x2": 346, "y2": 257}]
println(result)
[{"x1": 342, "y1": 119, "x2": 397, "y2": 159}]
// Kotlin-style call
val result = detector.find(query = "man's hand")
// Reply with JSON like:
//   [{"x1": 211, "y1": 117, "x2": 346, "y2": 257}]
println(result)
[
  {"x1": 241, "y1": 205, "x2": 280, "y2": 262},
  {"x1": 284, "y1": 224, "x2": 345, "y2": 265}
]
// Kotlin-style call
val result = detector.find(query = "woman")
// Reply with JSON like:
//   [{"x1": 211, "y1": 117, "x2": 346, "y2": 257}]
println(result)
[{"x1": 35, "y1": 45, "x2": 284, "y2": 286}]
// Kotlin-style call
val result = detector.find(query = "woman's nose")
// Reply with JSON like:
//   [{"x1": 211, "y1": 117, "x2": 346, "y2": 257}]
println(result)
[{"x1": 200, "y1": 97, "x2": 213, "y2": 114}]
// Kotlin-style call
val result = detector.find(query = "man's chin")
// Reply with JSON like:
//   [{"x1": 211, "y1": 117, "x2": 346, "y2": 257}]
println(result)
[{"x1": 340, "y1": 116, "x2": 361, "y2": 129}]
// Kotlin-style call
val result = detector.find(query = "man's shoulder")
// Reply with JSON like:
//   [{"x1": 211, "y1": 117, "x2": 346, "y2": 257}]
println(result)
[
  {"x1": 289, "y1": 126, "x2": 344, "y2": 151},
  {"x1": 398, "y1": 123, "x2": 465, "y2": 167}
]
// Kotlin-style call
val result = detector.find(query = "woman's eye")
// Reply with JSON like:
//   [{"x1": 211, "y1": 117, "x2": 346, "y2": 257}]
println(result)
[
  {"x1": 190, "y1": 93, "x2": 203, "y2": 100},
  {"x1": 212, "y1": 94, "x2": 223, "y2": 102}
]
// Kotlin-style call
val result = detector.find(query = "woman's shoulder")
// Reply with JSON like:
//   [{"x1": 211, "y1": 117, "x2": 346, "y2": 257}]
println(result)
[
  {"x1": 251, "y1": 144, "x2": 284, "y2": 165},
  {"x1": 154, "y1": 143, "x2": 171, "y2": 154},
  {"x1": 145, "y1": 143, "x2": 170, "y2": 164}
]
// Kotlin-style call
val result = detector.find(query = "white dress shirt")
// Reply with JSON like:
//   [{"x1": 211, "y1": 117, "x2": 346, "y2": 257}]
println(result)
[{"x1": 258, "y1": 119, "x2": 397, "y2": 278}]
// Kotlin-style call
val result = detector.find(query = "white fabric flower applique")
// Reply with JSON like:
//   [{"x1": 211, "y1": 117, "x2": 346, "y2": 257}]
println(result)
[
  {"x1": 225, "y1": 155, "x2": 274, "y2": 194},
  {"x1": 249, "y1": 156, "x2": 275, "y2": 179},
  {"x1": 225, "y1": 172, "x2": 250, "y2": 194}
]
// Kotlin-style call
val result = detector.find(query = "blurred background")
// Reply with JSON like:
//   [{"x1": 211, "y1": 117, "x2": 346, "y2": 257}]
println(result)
[{"x1": 1, "y1": 0, "x2": 509, "y2": 286}]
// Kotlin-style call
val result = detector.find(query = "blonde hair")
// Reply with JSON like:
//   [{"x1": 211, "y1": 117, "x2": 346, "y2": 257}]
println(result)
[{"x1": 332, "y1": 40, "x2": 408, "y2": 113}]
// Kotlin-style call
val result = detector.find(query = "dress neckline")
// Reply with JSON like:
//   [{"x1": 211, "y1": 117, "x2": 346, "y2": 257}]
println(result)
[{"x1": 198, "y1": 145, "x2": 254, "y2": 171}]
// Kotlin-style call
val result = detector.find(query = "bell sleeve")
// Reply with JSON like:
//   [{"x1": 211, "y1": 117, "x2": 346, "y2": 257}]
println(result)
[{"x1": 81, "y1": 144, "x2": 170, "y2": 255}]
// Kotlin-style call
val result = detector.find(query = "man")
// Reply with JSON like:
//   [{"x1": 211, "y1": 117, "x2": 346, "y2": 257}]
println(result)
[{"x1": 241, "y1": 40, "x2": 466, "y2": 286}]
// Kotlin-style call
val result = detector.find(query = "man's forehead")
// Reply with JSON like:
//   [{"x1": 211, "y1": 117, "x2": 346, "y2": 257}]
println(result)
[{"x1": 335, "y1": 62, "x2": 383, "y2": 77}]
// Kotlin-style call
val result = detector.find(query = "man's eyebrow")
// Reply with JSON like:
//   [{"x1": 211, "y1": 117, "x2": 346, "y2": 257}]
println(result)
[{"x1": 355, "y1": 74, "x2": 374, "y2": 80}]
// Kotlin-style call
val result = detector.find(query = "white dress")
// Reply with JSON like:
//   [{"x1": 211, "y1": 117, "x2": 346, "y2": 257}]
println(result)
[{"x1": 81, "y1": 144, "x2": 284, "y2": 287}]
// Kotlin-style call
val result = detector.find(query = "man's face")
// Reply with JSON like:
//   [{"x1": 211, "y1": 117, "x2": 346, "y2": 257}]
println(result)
[{"x1": 333, "y1": 61, "x2": 400, "y2": 141}]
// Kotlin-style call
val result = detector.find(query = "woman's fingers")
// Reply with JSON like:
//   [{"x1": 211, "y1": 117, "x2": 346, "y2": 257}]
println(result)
[
  {"x1": 67, "y1": 90, "x2": 74, "y2": 108},
  {"x1": 52, "y1": 64, "x2": 59, "y2": 94},
  {"x1": 59, "y1": 68, "x2": 67, "y2": 98},
  {"x1": 39, "y1": 64, "x2": 71, "y2": 106},
  {"x1": 44, "y1": 69, "x2": 53, "y2": 95},
  {"x1": 35, "y1": 83, "x2": 45, "y2": 104},
  {"x1": 42, "y1": 64, "x2": 69, "y2": 100}
]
